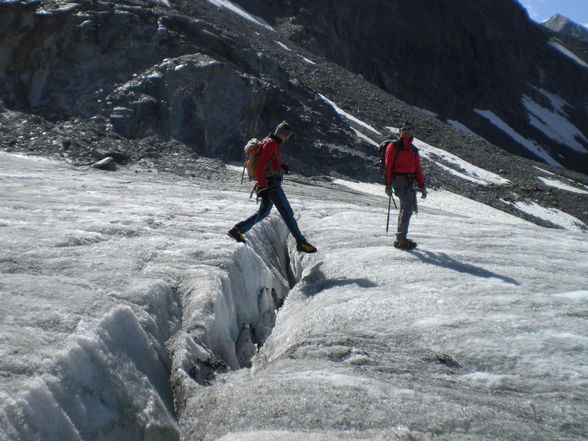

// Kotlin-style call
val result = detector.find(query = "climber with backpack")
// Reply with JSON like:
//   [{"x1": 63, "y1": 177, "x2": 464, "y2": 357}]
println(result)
[
  {"x1": 228, "y1": 121, "x2": 317, "y2": 253},
  {"x1": 384, "y1": 122, "x2": 427, "y2": 251}
]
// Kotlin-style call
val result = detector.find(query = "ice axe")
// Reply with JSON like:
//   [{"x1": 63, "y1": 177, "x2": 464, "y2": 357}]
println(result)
[{"x1": 385, "y1": 193, "x2": 397, "y2": 233}]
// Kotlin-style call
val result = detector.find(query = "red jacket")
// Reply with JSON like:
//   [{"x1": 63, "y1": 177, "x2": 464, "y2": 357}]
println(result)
[
  {"x1": 255, "y1": 136, "x2": 283, "y2": 188},
  {"x1": 385, "y1": 137, "x2": 425, "y2": 187}
]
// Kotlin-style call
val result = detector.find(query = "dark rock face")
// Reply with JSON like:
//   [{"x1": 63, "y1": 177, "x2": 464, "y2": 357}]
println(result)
[
  {"x1": 233, "y1": 0, "x2": 588, "y2": 174},
  {"x1": 0, "y1": 0, "x2": 374, "y2": 171}
]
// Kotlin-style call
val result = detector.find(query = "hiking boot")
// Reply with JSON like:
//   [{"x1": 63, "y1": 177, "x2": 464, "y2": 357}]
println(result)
[
  {"x1": 296, "y1": 241, "x2": 317, "y2": 253},
  {"x1": 394, "y1": 238, "x2": 417, "y2": 251},
  {"x1": 405, "y1": 238, "x2": 417, "y2": 248},
  {"x1": 228, "y1": 226, "x2": 246, "y2": 243}
]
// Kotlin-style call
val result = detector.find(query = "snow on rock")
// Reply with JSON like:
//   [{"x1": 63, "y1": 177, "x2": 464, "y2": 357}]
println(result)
[
  {"x1": 548, "y1": 40, "x2": 588, "y2": 69},
  {"x1": 319, "y1": 94, "x2": 382, "y2": 136},
  {"x1": 475, "y1": 109, "x2": 563, "y2": 167},
  {"x1": 537, "y1": 176, "x2": 588, "y2": 195},
  {"x1": 203, "y1": 0, "x2": 274, "y2": 31},
  {"x1": 531, "y1": 86, "x2": 571, "y2": 114},
  {"x1": 416, "y1": 107, "x2": 438, "y2": 117},
  {"x1": 522, "y1": 94, "x2": 588, "y2": 154},
  {"x1": 274, "y1": 40, "x2": 317, "y2": 66},
  {"x1": 508, "y1": 199, "x2": 586, "y2": 231},
  {"x1": 350, "y1": 127, "x2": 379, "y2": 146},
  {"x1": 447, "y1": 119, "x2": 485, "y2": 139},
  {"x1": 274, "y1": 41, "x2": 292, "y2": 51}
]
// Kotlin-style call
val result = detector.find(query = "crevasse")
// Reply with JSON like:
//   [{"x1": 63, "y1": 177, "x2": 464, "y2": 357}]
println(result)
[{"x1": 0, "y1": 216, "x2": 300, "y2": 441}]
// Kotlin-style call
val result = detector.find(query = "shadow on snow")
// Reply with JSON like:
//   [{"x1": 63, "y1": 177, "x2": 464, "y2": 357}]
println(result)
[
  {"x1": 412, "y1": 250, "x2": 521, "y2": 286},
  {"x1": 299, "y1": 262, "x2": 378, "y2": 297}
]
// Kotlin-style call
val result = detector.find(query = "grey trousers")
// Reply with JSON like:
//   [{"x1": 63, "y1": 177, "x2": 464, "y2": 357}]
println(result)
[{"x1": 392, "y1": 178, "x2": 416, "y2": 240}]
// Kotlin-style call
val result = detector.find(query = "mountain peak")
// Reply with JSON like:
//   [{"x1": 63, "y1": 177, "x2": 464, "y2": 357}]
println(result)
[{"x1": 543, "y1": 14, "x2": 588, "y2": 42}]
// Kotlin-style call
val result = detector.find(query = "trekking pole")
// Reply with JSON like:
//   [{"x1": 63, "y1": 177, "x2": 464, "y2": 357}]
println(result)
[
  {"x1": 386, "y1": 194, "x2": 392, "y2": 233},
  {"x1": 241, "y1": 161, "x2": 247, "y2": 185}
]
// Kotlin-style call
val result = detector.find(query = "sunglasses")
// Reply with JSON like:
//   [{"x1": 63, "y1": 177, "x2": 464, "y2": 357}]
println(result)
[{"x1": 400, "y1": 127, "x2": 413, "y2": 131}]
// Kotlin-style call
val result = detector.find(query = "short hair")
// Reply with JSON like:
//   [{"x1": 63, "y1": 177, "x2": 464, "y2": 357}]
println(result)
[{"x1": 274, "y1": 121, "x2": 294, "y2": 138}]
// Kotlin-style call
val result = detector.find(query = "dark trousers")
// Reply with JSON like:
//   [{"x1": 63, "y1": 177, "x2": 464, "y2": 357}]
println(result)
[
  {"x1": 236, "y1": 178, "x2": 306, "y2": 244},
  {"x1": 392, "y1": 178, "x2": 416, "y2": 240}
]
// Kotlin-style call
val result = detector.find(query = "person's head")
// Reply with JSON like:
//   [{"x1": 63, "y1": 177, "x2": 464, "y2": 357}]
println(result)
[
  {"x1": 274, "y1": 121, "x2": 294, "y2": 142},
  {"x1": 399, "y1": 122, "x2": 414, "y2": 138}
]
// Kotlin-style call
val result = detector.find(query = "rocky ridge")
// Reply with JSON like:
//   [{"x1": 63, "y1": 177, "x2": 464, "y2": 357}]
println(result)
[
  {"x1": 232, "y1": 0, "x2": 588, "y2": 175},
  {"x1": 543, "y1": 14, "x2": 588, "y2": 43}
]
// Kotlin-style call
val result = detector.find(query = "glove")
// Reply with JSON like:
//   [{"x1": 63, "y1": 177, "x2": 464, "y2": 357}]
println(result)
[
  {"x1": 255, "y1": 184, "x2": 270, "y2": 196},
  {"x1": 385, "y1": 185, "x2": 392, "y2": 197},
  {"x1": 281, "y1": 163, "x2": 289, "y2": 174},
  {"x1": 419, "y1": 187, "x2": 427, "y2": 200}
]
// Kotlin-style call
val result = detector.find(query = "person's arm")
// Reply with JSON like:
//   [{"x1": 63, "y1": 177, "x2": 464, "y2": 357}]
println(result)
[
  {"x1": 415, "y1": 153, "x2": 425, "y2": 188},
  {"x1": 384, "y1": 143, "x2": 395, "y2": 185}
]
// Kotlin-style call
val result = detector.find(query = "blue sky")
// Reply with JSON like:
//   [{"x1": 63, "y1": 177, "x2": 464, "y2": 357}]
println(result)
[{"x1": 517, "y1": 0, "x2": 588, "y2": 27}]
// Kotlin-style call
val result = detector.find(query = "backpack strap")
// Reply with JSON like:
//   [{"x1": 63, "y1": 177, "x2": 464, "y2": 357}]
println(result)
[{"x1": 390, "y1": 140, "x2": 403, "y2": 180}]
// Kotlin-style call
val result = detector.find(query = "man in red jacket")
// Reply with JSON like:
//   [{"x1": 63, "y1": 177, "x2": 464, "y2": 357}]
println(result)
[
  {"x1": 228, "y1": 121, "x2": 317, "y2": 253},
  {"x1": 384, "y1": 122, "x2": 427, "y2": 250}
]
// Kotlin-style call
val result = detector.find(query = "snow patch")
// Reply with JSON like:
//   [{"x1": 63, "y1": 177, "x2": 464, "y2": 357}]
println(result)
[
  {"x1": 274, "y1": 40, "x2": 316, "y2": 65},
  {"x1": 531, "y1": 86, "x2": 571, "y2": 114},
  {"x1": 351, "y1": 127, "x2": 378, "y2": 146},
  {"x1": 475, "y1": 109, "x2": 562, "y2": 167},
  {"x1": 522, "y1": 95, "x2": 588, "y2": 153},
  {"x1": 548, "y1": 40, "x2": 588, "y2": 69},
  {"x1": 447, "y1": 120, "x2": 484, "y2": 139},
  {"x1": 533, "y1": 166, "x2": 556, "y2": 176},
  {"x1": 319, "y1": 94, "x2": 381, "y2": 136},
  {"x1": 416, "y1": 107, "x2": 438, "y2": 117},
  {"x1": 275, "y1": 41, "x2": 292, "y2": 51},
  {"x1": 537, "y1": 176, "x2": 588, "y2": 194},
  {"x1": 509, "y1": 200, "x2": 585, "y2": 231},
  {"x1": 203, "y1": 0, "x2": 274, "y2": 31}
]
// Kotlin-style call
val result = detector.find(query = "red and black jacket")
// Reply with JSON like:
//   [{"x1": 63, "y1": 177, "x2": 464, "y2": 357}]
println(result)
[
  {"x1": 385, "y1": 137, "x2": 425, "y2": 187},
  {"x1": 255, "y1": 134, "x2": 283, "y2": 188}
]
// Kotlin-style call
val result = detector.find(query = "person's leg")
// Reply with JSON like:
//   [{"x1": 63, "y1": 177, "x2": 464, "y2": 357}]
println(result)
[
  {"x1": 393, "y1": 179, "x2": 414, "y2": 240},
  {"x1": 235, "y1": 195, "x2": 273, "y2": 234},
  {"x1": 268, "y1": 185, "x2": 306, "y2": 244}
]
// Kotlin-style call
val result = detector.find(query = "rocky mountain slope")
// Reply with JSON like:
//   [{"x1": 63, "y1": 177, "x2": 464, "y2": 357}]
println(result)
[
  {"x1": 1, "y1": 0, "x2": 587, "y2": 228},
  {"x1": 232, "y1": 0, "x2": 588, "y2": 174},
  {"x1": 541, "y1": 14, "x2": 588, "y2": 76},
  {"x1": 543, "y1": 14, "x2": 588, "y2": 43}
]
